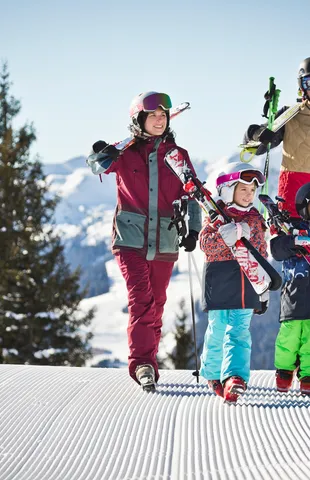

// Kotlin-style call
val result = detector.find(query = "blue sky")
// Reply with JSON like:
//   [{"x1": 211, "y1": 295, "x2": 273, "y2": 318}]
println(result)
[{"x1": 1, "y1": 0, "x2": 309, "y2": 164}]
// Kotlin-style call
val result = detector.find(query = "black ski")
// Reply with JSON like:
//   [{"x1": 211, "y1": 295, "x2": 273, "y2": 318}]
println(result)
[{"x1": 259, "y1": 193, "x2": 310, "y2": 261}]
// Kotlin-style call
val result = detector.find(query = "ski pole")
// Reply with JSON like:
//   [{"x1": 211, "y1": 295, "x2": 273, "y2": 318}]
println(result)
[
  {"x1": 261, "y1": 77, "x2": 281, "y2": 199},
  {"x1": 190, "y1": 251, "x2": 203, "y2": 290},
  {"x1": 188, "y1": 253, "x2": 200, "y2": 383},
  {"x1": 179, "y1": 196, "x2": 200, "y2": 381},
  {"x1": 240, "y1": 77, "x2": 280, "y2": 164},
  {"x1": 170, "y1": 195, "x2": 200, "y2": 381}
]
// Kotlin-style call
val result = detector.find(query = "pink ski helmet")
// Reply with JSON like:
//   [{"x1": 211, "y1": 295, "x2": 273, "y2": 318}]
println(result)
[{"x1": 129, "y1": 91, "x2": 172, "y2": 136}]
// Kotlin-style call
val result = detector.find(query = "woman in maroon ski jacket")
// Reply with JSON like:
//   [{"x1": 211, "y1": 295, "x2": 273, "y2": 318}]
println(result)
[{"x1": 87, "y1": 92, "x2": 201, "y2": 389}]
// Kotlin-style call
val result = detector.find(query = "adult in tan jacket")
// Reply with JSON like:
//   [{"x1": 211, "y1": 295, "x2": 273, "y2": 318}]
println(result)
[
  {"x1": 244, "y1": 58, "x2": 310, "y2": 395},
  {"x1": 244, "y1": 57, "x2": 310, "y2": 217}
]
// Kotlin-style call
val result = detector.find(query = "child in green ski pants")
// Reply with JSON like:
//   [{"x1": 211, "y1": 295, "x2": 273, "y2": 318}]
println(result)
[
  {"x1": 270, "y1": 183, "x2": 310, "y2": 395},
  {"x1": 275, "y1": 321, "x2": 310, "y2": 388}
]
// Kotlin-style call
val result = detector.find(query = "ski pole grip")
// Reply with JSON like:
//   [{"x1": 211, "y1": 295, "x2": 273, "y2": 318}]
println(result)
[
  {"x1": 268, "y1": 76, "x2": 275, "y2": 94},
  {"x1": 268, "y1": 88, "x2": 281, "y2": 130}
]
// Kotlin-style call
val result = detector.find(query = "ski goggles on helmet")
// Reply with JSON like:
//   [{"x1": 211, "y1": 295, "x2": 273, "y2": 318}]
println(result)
[
  {"x1": 216, "y1": 169, "x2": 266, "y2": 188},
  {"x1": 301, "y1": 75, "x2": 310, "y2": 91},
  {"x1": 141, "y1": 93, "x2": 172, "y2": 112}
]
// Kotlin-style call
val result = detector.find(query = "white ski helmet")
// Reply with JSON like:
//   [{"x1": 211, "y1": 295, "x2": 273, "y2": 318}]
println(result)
[
  {"x1": 129, "y1": 91, "x2": 172, "y2": 136},
  {"x1": 216, "y1": 162, "x2": 265, "y2": 204}
]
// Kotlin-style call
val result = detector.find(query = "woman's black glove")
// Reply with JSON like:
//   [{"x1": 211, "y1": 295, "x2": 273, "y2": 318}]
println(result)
[
  {"x1": 179, "y1": 230, "x2": 199, "y2": 252},
  {"x1": 92, "y1": 140, "x2": 120, "y2": 161}
]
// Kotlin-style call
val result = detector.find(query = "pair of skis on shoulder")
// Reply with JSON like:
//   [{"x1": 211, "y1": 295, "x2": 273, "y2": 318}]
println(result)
[
  {"x1": 239, "y1": 102, "x2": 303, "y2": 153},
  {"x1": 164, "y1": 148, "x2": 282, "y2": 296},
  {"x1": 113, "y1": 102, "x2": 190, "y2": 152},
  {"x1": 96, "y1": 101, "x2": 190, "y2": 183}
]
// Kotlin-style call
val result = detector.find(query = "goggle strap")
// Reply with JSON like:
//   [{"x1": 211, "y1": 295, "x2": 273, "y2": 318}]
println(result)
[{"x1": 216, "y1": 170, "x2": 265, "y2": 188}]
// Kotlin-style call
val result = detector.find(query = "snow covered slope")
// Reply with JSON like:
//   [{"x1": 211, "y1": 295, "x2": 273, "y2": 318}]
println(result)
[{"x1": 0, "y1": 365, "x2": 309, "y2": 480}]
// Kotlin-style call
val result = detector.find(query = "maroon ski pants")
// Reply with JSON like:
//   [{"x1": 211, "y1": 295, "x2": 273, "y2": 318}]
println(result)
[{"x1": 115, "y1": 251, "x2": 174, "y2": 383}]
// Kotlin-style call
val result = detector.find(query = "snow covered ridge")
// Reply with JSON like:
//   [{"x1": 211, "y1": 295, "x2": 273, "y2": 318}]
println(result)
[{"x1": 0, "y1": 365, "x2": 309, "y2": 480}]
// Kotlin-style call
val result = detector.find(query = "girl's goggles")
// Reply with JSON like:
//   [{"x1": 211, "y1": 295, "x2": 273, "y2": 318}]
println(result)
[{"x1": 216, "y1": 170, "x2": 266, "y2": 187}]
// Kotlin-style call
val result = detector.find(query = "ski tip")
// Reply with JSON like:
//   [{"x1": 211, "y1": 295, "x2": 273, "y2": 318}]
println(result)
[
  {"x1": 268, "y1": 272, "x2": 283, "y2": 292},
  {"x1": 176, "y1": 101, "x2": 190, "y2": 110}
]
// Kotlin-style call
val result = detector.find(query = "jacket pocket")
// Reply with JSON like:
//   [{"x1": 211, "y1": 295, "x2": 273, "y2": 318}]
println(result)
[
  {"x1": 159, "y1": 217, "x2": 179, "y2": 253},
  {"x1": 114, "y1": 210, "x2": 146, "y2": 248}
]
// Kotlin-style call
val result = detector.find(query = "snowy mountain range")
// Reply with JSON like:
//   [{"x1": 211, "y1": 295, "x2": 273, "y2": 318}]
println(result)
[{"x1": 43, "y1": 147, "x2": 284, "y2": 369}]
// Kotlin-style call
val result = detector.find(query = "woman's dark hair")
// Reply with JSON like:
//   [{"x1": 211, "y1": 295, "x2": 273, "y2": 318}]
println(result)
[{"x1": 137, "y1": 109, "x2": 171, "y2": 134}]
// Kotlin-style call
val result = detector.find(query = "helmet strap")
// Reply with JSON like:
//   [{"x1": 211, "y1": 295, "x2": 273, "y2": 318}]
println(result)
[
  {"x1": 129, "y1": 117, "x2": 152, "y2": 139},
  {"x1": 227, "y1": 203, "x2": 254, "y2": 212}
]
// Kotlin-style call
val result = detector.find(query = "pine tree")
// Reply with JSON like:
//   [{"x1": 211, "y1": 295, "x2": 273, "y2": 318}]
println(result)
[
  {"x1": 166, "y1": 298, "x2": 196, "y2": 369},
  {"x1": 0, "y1": 62, "x2": 94, "y2": 366}
]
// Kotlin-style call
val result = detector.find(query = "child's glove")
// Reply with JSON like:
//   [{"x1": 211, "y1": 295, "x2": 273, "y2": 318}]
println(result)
[
  {"x1": 254, "y1": 291, "x2": 269, "y2": 315},
  {"x1": 218, "y1": 222, "x2": 250, "y2": 247},
  {"x1": 92, "y1": 140, "x2": 120, "y2": 161},
  {"x1": 179, "y1": 231, "x2": 198, "y2": 252}
]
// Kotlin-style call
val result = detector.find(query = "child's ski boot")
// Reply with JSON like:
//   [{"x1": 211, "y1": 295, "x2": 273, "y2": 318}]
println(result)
[
  {"x1": 207, "y1": 379, "x2": 224, "y2": 398},
  {"x1": 223, "y1": 376, "x2": 247, "y2": 404},
  {"x1": 300, "y1": 376, "x2": 310, "y2": 396},
  {"x1": 275, "y1": 369, "x2": 294, "y2": 392}
]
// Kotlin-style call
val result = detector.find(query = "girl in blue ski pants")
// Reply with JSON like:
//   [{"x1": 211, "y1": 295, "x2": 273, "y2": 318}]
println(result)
[{"x1": 200, "y1": 309, "x2": 253, "y2": 383}]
